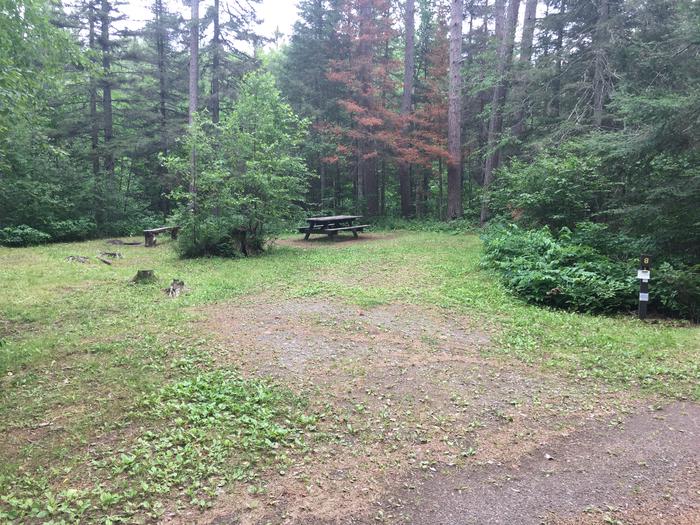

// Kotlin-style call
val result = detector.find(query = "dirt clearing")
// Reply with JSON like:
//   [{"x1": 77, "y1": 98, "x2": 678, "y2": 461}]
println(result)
[{"x1": 185, "y1": 296, "x2": 700, "y2": 524}]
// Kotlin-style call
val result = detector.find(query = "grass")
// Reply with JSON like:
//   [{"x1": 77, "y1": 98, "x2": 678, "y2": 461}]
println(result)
[{"x1": 0, "y1": 231, "x2": 698, "y2": 522}]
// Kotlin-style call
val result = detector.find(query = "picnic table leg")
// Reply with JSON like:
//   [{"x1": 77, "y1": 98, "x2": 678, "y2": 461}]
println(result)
[
  {"x1": 145, "y1": 232, "x2": 155, "y2": 247},
  {"x1": 304, "y1": 230, "x2": 311, "y2": 241},
  {"x1": 352, "y1": 229, "x2": 359, "y2": 238}
]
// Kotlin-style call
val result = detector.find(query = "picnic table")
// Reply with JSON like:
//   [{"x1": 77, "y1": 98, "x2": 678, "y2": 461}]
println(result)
[
  {"x1": 298, "y1": 215, "x2": 369, "y2": 241},
  {"x1": 144, "y1": 226, "x2": 180, "y2": 247}
]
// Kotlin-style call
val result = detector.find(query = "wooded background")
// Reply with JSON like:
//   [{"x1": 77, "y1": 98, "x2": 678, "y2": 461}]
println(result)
[{"x1": 1, "y1": 0, "x2": 698, "y2": 269}]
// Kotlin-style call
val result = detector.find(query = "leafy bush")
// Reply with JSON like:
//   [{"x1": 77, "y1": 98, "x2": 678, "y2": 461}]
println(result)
[
  {"x1": 488, "y1": 151, "x2": 608, "y2": 229},
  {"x1": 654, "y1": 263, "x2": 700, "y2": 322},
  {"x1": 0, "y1": 225, "x2": 51, "y2": 247},
  {"x1": 173, "y1": 215, "x2": 254, "y2": 258},
  {"x1": 482, "y1": 224, "x2": 698, "y2": 320},
  {"x1": 482, "y1": 224, "x2": 637, "y2": 313},
  {"x1": 489, "y1": 143, "x2": 700, "y2": 265},
  {"x1": 371, "y1": 216, "x2": 475, "y2": 234},
  {"x1": 44, "y1": 219, "x2": 97, "y2": 242},
  {"x1": 567, "y1": 222, "x2": 656, "y2": 261},
  {"x1": 168, "y1": 72, "x2": 309, "y2": 258}
]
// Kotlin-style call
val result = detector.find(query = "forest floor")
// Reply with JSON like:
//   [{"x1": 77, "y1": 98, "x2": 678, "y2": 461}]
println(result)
[{"x1": 0, "y1": 232, "x2": 698, "y2": 524}]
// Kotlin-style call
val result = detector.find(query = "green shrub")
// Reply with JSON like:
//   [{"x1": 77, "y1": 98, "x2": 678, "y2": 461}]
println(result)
[
  {"x1": 568, "y1": 222, "x2": 656, "y2": 261},
  {"x1": 654, "y1": 263, "x2": 700, "y2": 322},
  {"x1": 0, "y1": 225, "x2": 51, "y2": 247},
  {"x1": 167, "y1": 72, "x2": 309, "y2": 259},
  {"x1": 482, "y1": 224, "x2": 637, "y2": 313},
  {"x1": 173, "y1": 215, "x2": 254, "y2": 258},
  {"x1": 371, "y1": 216, "x2": 475, "y2": 234},
  {"x1": 488, "y1": 151, "x2": 608, "y2": 229},
  {"x1": 45, "y1": 219, "x2": 97, "y2": 242}
]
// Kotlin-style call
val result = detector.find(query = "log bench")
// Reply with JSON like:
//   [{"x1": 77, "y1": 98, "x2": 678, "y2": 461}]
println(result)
[{"x1": 144, "y1": 226, "x2": 180, "y2": 247}]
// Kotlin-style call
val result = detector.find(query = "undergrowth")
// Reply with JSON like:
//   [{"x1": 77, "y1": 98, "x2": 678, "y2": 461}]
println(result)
[
  {"x1": 0, "y1": 232, "x2": 697, "y2": 523},
  {"x1": 0, "y1": 370, "x2": 314, "y2": 523}
]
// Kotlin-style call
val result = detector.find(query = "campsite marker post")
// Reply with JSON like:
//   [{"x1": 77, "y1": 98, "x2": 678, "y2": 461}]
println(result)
[{"x1": 638, "y1": 254, "x2": 652, "y2": 320}]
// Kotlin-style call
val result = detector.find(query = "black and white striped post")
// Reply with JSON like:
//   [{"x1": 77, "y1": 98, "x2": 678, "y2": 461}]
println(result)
[{"x1": 638, "y1": 254, "x2": 652, "y2": 320}]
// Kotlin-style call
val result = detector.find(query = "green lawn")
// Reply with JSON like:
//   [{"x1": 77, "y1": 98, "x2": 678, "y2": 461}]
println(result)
[{"x1": 0, "y1": 232, "x2": 697, "y2": 523}]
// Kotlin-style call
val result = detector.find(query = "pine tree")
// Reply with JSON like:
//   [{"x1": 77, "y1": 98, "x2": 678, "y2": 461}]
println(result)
[{"x1": 326, "y1": 0, "x2": 399, "y2": 215}]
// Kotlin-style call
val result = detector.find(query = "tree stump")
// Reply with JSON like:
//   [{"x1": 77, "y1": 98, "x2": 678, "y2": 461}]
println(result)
[{"x1": 132, "y1": 270, "x2": 156, "y2": 284}]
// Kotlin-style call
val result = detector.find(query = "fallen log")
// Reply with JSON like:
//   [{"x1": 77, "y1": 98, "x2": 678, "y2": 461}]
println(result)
[
  {"x1": 106, "y1": 239, "x2": 141, "y2": 246},
  {"x1": 164, "y1": 279, "x2": 186, "y2": 298}
]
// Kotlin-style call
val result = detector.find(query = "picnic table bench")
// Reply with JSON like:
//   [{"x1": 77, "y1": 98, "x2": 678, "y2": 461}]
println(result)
[
  {"x1": 298, "y1": 215, "x2": 369, "y2": 241},
  {"x1": 144, "y1": 226, "x2": 180, "y2": 247}
]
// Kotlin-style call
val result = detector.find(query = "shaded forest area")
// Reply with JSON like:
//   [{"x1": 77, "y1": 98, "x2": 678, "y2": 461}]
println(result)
[{"x1": 0, "y1": 0, "x2": 698, "y2": 318}]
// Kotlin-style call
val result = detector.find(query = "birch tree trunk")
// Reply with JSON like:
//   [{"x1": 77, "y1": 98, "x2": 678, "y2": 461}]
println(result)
[
  {"x1": 398, "y1": 0, "x2": 415, "y2": 218},
  {"x1": 446, "y1": 0, "x2": 463, "y2": 220},
  {"x1": 480, "y1": 0, "x2": 521, "y2": 225},
  {"x1": 154, "y1": 0, "x2": 170, "y2": 213}
]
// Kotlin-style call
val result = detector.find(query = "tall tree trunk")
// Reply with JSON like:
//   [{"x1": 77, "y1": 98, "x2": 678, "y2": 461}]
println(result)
[
  {"x1": 398, "y1": 0, "x2": 415, "y2": 218},
  {"x1": 511, "y1": 0, "x2": 538, "y2": 137},
  {"x1": 494, "y1": 0, "x2": 506, "y2": 41},
  {"x1": 447, "y1": 0, "x2": 463, "y2": 220},
  {"x1": 365, "y1": 156, "x2": 379, "y2": 215},
  {"x1": 100, "y1": 0, "x2": 114, "y2": 182},
  {"x1": 358, "y1": 1, "x2": 379, "y2": 216},
  {"x1": 189, "y1": 0, "x2": 199, "y2": 210},
  {"x1": 189, "y1": 0, "x2": 199, "y2": 126},
  {"x1": 88, "y1": 2, "x2": 99, "y2": 181},
  {"x1": 211, "y1": 0, "x2": 221, "y2": 123},
  {"x1": 154, "y1": 0, "x2": 169, "y2": 213},
  {"x1": 480, "y1": 0, "x2": 521, "y2": 225},
  {"x1": 592, "y1": 0, "x2": 609, "y2": 127},
  {"x1": 549, "y1": 0, "x2": 565, "y2": 117},
  {"x1": 155, "y1": 0, "x2": 167, "y2": 146}
]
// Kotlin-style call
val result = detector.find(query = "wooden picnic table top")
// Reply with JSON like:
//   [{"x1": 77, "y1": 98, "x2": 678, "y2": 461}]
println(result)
[{"x1": 306, "y1": 215, "x2": 361, "y2": 223}]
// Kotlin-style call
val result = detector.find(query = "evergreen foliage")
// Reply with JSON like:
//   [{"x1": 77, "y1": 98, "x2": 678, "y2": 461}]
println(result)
[
  {"x1": 0, "y1": 0, "x2": 697, "y2": 317},
  {"x1": 167, "y1": 73, "x2": 309, "y2": 257}
]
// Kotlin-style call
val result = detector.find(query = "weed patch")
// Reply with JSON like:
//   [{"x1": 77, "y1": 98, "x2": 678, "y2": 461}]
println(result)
[{"x1": 0, "y1": 369, "x2": 314, "y2": 523}]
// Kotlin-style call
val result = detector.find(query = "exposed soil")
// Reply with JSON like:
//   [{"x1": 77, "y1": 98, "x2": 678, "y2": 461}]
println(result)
[
  {"x1": 396, "y1": 401, "x2": 700, "y2": 525},
  {"x1": 183, "y1": 296, "x2": 700, "y2": 525}
]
